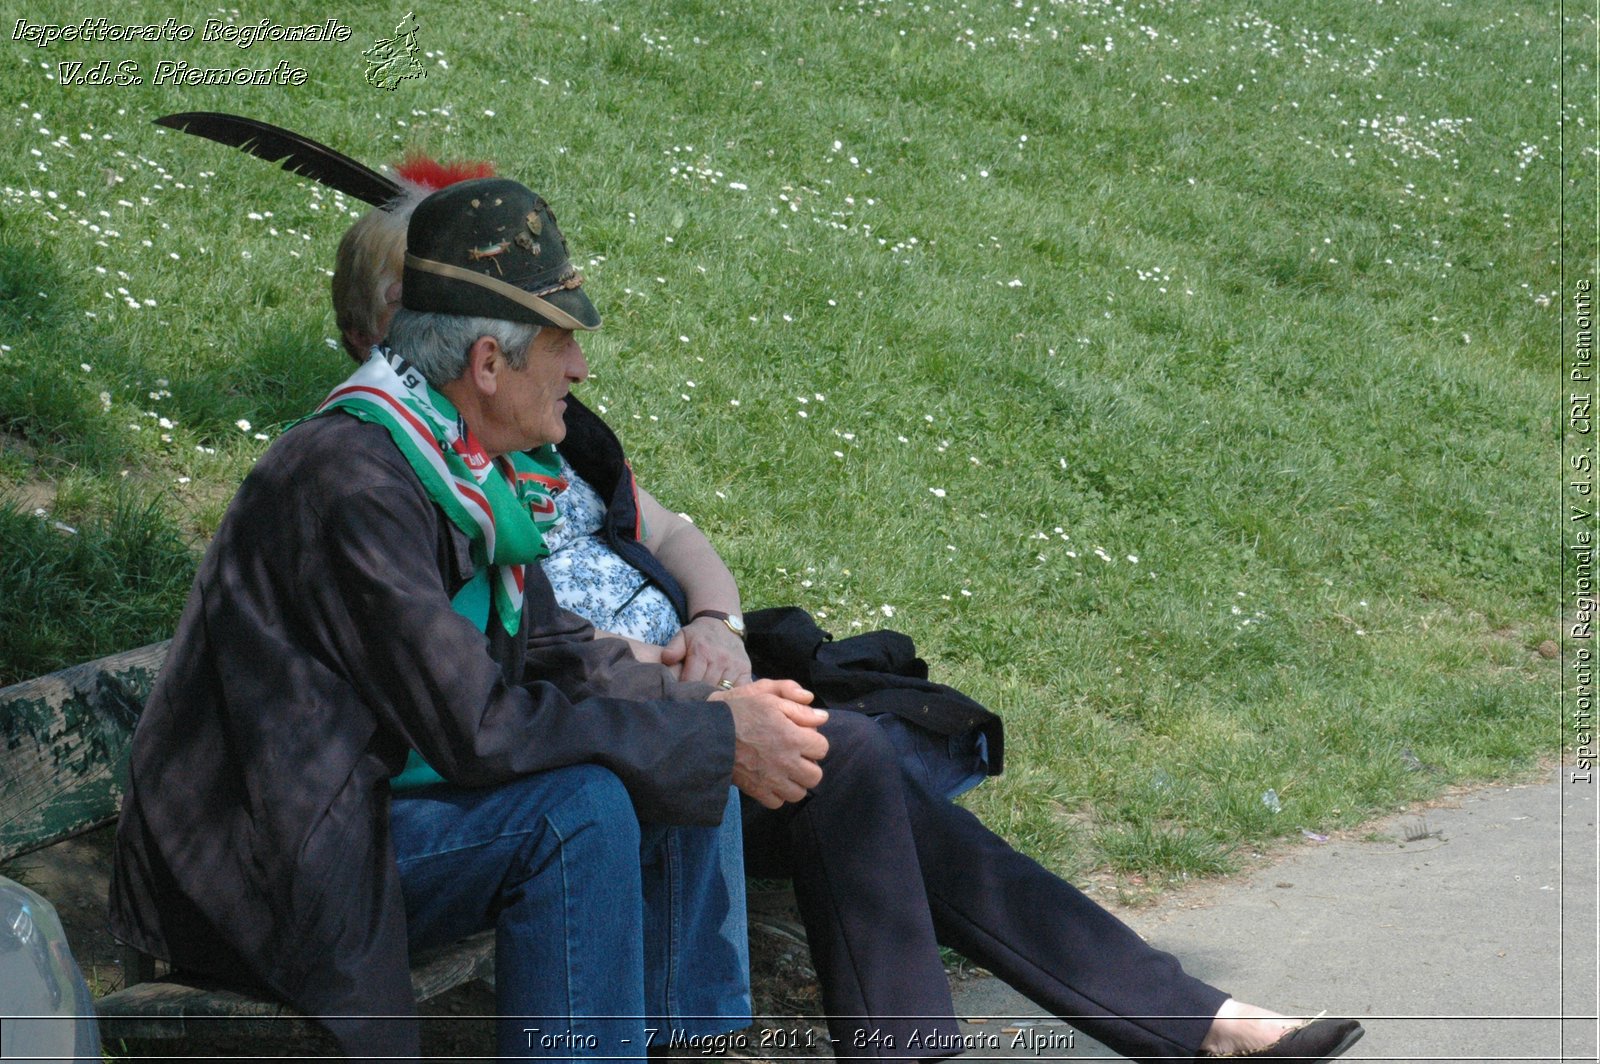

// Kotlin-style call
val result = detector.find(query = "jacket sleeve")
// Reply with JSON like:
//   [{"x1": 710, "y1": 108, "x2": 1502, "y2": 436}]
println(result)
[{"x1": 307, "y1": 454, "x2": 735, "y2": 825}]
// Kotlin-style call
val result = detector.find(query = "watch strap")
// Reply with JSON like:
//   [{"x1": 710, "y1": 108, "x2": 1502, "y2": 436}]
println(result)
[{"x1": 689, "y1": 609, "x2": 746, "y2": 640}]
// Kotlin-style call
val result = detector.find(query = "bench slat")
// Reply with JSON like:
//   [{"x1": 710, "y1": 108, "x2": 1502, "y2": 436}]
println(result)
[
  {"x1": 0, "y1": 642, "x2": 169, "y2": 863},
  {"x1": 96, "y1": 978, "x2": 303, "y2": 1041},
  {"x1": 96, "y1": 931, "x2": 496, "y2": 1040},
  {"x1": 410, "y1": 929, "x2": 497, "y2": 1000}
]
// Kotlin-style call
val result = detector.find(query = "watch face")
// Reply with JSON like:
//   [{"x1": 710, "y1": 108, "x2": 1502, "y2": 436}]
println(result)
[{"x1": 726, "y1": 614, "x2": 747, "y2": 635}]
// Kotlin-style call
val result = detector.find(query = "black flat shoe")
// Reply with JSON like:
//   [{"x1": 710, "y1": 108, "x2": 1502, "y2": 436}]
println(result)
[{"x1": 1207, "y1": 1017, "x2": 1365, "y2": 1060}]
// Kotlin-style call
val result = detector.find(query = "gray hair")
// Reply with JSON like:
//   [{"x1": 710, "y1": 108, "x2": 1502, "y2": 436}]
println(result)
[{"x1": 386, "y1": 308, "x2": 541, "y2": 389}]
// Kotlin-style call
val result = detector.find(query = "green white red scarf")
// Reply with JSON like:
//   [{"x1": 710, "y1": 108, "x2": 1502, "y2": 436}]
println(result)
[{"x1": 310, "y1": 349, "x2": 566, "y2": 636}]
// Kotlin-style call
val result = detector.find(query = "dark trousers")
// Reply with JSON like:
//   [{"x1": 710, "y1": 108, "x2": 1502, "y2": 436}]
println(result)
[{"x1": 742, "y1": 713, "x2": 1229, "y2": 1064}]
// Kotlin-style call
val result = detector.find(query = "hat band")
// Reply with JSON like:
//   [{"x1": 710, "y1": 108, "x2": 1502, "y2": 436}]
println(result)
[{"x1": 405, "y1": 253, "x2": 591, "y2": 331}]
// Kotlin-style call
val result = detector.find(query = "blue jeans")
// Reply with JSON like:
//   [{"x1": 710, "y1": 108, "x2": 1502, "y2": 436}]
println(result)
[{"x1": 390, "y1": 765, "x2": 749, "y2": 1061}]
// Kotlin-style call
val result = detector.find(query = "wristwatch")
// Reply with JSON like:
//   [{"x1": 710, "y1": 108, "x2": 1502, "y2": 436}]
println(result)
[{"x1": 690, "y1": 609, "x2": 746, "y2": 641}]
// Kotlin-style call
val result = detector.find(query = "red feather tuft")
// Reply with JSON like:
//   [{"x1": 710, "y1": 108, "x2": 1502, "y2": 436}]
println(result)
[{"x1": 394, "y1": 154, "x2": 497, "y2": 191}]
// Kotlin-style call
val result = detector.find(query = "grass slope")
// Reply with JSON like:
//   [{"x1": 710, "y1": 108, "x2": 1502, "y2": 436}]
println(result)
[{"x1": 0, "y1": 0, "x2": 1568, "y2": 884}]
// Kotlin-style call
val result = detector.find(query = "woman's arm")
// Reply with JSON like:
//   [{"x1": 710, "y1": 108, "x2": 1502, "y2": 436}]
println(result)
[
  {"x1": 593, "y1": 630, "x2": 670, "y2": 668},
  {"x1": 636, "y1": 486, "x2": 753, "y2": 686}
]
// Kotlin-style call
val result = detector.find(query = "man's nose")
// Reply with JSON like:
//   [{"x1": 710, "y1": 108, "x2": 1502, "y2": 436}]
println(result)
[{"x1": 567, "y1": 338, "x2": 589, "y2": 382}]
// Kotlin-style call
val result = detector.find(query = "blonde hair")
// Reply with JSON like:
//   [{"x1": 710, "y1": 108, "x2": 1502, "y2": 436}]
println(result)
[{"x1": 331, "y1": 192, "x2": 423, "y2": 361}]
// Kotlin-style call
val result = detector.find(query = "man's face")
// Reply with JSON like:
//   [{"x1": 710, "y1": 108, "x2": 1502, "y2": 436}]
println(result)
[{"x1": 478, "y1": 327, "x2": 587, "y2": 455}]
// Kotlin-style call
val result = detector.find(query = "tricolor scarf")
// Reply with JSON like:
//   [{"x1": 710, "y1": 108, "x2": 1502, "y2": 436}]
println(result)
[{"x1": 308, "y1": 348, "x2": 566, "y2": 634}]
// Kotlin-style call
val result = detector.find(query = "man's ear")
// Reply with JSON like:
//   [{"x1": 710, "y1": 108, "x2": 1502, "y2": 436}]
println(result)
[{"x1": 464, "y1": 335, "x2": 504, "y2": 395}]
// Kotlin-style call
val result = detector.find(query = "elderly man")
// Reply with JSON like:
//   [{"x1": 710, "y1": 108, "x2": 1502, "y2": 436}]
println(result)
[{"x1": 108, "y1": 178, "x2": 829, "y2": 1061}]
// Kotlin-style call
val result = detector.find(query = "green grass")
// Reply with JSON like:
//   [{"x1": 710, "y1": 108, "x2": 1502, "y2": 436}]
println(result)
[
  {"x1": 0, "y1": 0, "x2": 1570, "y2": 885},
  {"x1": 0, "y1": 490, "x2": 194, "y2": 683}
]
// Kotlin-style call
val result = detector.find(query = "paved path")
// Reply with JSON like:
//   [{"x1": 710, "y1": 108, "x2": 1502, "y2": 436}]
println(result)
[{"x1": 946, "y1": 765, "x2": 1597, "y2": 1063}]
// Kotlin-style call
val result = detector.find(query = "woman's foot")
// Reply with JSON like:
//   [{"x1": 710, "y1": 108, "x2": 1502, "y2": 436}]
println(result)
[
  {"x1": 1200, "y1": 1000, "x2": 1364, "y2": 1060},
  {"x1": 1200, "y1": 1000, "x2": 1303, "y2": 1056}
]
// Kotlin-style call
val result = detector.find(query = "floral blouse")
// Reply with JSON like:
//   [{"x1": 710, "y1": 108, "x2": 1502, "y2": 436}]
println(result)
[{"x1": 540, "y1": 455, "x2": 682, "y2": 646}]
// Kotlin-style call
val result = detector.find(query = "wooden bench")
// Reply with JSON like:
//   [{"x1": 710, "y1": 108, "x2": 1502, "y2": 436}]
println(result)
[{"x1": 0, "y1": 642, "x2": 496, "y2": 1047}]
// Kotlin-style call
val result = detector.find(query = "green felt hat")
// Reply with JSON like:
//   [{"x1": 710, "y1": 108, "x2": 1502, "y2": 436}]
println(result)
[{"x1": 402, "y1": 178, "x2": 600, "y2": 331}]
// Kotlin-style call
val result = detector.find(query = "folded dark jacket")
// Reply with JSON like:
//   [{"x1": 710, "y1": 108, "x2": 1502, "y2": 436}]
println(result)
[{"x1": 745, "y1": 606, "x2": 1004, "y2": 782}]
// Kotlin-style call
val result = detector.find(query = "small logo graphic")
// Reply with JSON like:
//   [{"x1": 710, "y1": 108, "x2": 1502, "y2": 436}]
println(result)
[{"x1": 364, "y1": 12, "x2": 426, "y2": 91}]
